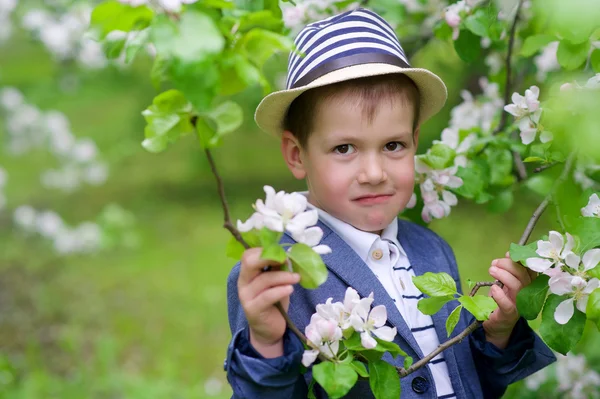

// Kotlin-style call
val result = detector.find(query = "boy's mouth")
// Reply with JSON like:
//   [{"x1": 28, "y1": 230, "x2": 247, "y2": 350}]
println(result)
[{"x1": 353, "y1": 194, "x2": 393, "y2": 205}]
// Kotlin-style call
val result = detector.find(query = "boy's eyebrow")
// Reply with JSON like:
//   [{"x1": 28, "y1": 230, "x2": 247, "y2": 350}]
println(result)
[{"x1": 326, "y1": 132, "x2": 412, "y2": 143}]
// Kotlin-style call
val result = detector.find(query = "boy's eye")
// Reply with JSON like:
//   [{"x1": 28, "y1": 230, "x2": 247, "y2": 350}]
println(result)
[
  {"x1": 384, "y1": 141, "x2": 405, "y2": 152},
  {"x1": 333, "y1": 144, "x2": 356, "y2": 154}
]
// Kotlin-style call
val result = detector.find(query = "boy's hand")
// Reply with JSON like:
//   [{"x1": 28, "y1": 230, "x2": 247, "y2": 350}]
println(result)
[
  {"x1": 238, "y1": 248, "x2": 301, "y2": 358},
  {"x1": 483, "y1": 252, "x2": 537, "y2": 349}
]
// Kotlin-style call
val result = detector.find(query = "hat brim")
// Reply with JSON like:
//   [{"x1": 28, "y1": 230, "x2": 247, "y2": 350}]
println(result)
[{"x1": 254, "y1": 63, "x2": 448, "y2": 137}]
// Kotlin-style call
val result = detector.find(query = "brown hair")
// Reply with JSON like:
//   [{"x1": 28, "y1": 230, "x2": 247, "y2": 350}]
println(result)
[{"x1": 283, "y1": 73, "x2": 420, "y2": 148}]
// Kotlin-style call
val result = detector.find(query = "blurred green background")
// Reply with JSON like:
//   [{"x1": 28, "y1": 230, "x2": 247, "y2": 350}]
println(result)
[{"x1": 1, "y1": 8, "x2": 599, "y2": 399}]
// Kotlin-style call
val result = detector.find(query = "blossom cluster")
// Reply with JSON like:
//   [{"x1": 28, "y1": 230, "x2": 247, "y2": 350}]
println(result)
[
  {"x1": 237, "y1": 185, "x2": 331, "y2": 255},
  {"x1": 560, "y1": 73, "x2": 600, "y2": 92},
  {"x1": 525, "y1": 352, "x2": 600, "y2": 399},
  {"x1": 449, "y1": 78, "x2": 503, "y2": 132},
  {"x1": 118, "y1": 0, "x2": 198, "y2": 13},
  {"x1": 504, "y1": 85, "x2": 550, "y2": 145},
  {"x1": 282, "y1": 0, "x2": 359, "y2": 34},
  {"x1": 21, "y1": 5, "x2": 107, "y2": 69},
  {"x1": 302, "y1": 287, "x2": 397, "y2": 367},
  {"x1": 408, "y1": 128, "x2": 471, "y2": 223},
  {"x1": 443, "y1": 0, "x2": 472, "y2": 40},
  {"x1": 525, "y1": 226, "x2": 600, "y2": 324},
  {"x1": 0, "y1": 87, "x2": 108, "y2": 192},
  {"x1": 13, "y1": 206, "x2": 103, "y2": 255},
  {"x1": 0, "y1": 0, "x2": 16, "y2": 43}
]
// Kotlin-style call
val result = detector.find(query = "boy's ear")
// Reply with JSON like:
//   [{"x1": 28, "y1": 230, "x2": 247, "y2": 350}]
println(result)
[{"x1": 281, "y1": 130, "x2": 307, "y2": 180}]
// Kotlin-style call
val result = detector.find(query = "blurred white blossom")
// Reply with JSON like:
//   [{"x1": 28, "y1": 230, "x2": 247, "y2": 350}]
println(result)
[
  {"x1": 449, "y1": 78, "x2": 503, "y2": 132},
  {"x1": 534, "y1": 42, "x2": 559, "y2": 82},
  {"x1": 581, "y1": 193, "x2": 600, "y2": 218}
]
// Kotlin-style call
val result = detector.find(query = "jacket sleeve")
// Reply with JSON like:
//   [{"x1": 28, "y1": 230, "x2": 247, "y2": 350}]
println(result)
[
  {"x1": 437, "y1": 236, "x2": 556, "y2": 399},
  {"x1": 225, "y1": 263, "x2": 308, "y2": 399}
]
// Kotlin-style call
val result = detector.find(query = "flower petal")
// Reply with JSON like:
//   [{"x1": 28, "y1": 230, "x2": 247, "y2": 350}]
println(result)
[
  {"x1": 536, "y1": 240, "x2": 554, "y2": 258},
  {"x1": 561, "y1": 233, "x2": 575, "y2": 258},
  {"x1": 582, "y1": 249, "x2": 600, "y2": 272},
  {"x1": 368, "y1": 305, "x2": 388, "y2": 328},
  {"x1": 583, "y1": 278, "x2": 600, "y2": 294},
  {"x1": 312, "y1": 245, "x2": 332, "y2": 255},
  {"x1": 287, "y1": 210, "x2": 318, "y2": 234},
  {"x1": 372, "y1": 326, "x2": 397, "y2": 342},
  {"x1": 564, "y1": 252, "x2": 581, "y2": 269},
  {"x1": 549, "y1": 272, "x2": 575, "y2": 295},
  {"x1": 302, "y1": 349, "x2": 319, "y2": 367},
  {"x1": 554, "y1": 298, "x2": 575, "y2": 325},
  {"x1": 520, "y1": 128, "x2": 536, "y2": 145},
  {"x1": 360, "y1": 331, "x2": 377, "y2": 349},
  {"x1": 526, "y1": 257, "x2": 554, "y2": 273},
  {"x1": 442, "y1": 190, "x2": 458, "y2": 206},
  {"x1": 549, "y1": 231, "x2": 564, "y2": 253}
]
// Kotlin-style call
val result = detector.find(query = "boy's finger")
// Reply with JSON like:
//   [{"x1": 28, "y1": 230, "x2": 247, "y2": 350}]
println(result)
[
  {"x1": 494, "y1": 258, "x2": 531, "y2": 286},
  {"x1": 238, "y1": 248, "x2": 283, "y2": 286},
  {"x1": 243, "y1": 271, "x2": 300, "y2": 301},
  {"x1": 489, "y1": 265, "x2": 522, "y2": 294},
  {"x1": 490, "y1": 285, "x2": 517, "y2": 317},
  {"x1": 507, "y1": 251, "x2": 538, "y2": 282},
  {"x1": 246, "y1": 285, "x2": 294, "y2": 315}
]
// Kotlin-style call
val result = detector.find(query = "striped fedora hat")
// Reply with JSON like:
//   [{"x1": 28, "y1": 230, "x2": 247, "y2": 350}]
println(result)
[{"x1": 254, "y1": 7, "x2": 448, "y2": 136}]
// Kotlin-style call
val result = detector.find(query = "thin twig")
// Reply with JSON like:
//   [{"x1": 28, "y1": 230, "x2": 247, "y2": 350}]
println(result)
[
  {"x1": 203, "y1": 147, "x2": 311, "y2": 350},
  {"x1": 396, "y1": 151, "x2": 577, "y2": 378},
  {"x1": 493, "y1": 0, "x2": 524, "y2": 136},
  {"x1": 513, "y1": 147, "x2": 528, "y2": 181},
  {"x1": 469, "y1": 281, "x2": 498, "y2": 297},
  {"x1": 534, "y1": 162, "x2": 559, "y2": 173},
  {"x1": 553, "y1": 195, "x2": 566, "y2": 232}
]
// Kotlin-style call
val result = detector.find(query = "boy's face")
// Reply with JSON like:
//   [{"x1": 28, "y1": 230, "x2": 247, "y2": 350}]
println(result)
[{"x1": 282, "y1": 93, "x2": 418, "y2": 234}]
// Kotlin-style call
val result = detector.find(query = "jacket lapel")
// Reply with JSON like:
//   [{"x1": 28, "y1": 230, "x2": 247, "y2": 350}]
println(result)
[{"x1": 314, "y1": 220, "x2": 425, "y2": 359}]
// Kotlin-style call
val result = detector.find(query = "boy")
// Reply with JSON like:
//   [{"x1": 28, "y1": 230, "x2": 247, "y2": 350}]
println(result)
[{"x1": 225, "y1": 7, "x2": 555, "y2": 399}]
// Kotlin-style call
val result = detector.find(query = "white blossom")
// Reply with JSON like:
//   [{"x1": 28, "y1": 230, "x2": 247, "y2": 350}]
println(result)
[
  {"x1": 415, "y1": 159, "x2": 463, "y2": 223},
  {"x1": 237, "y1": 186, "x2": 330, "y2": 254},
  {"x1": 525, "y1": 231, "x2": 575, "y2": 274},
  {"x1": 350, "y1": 300, "x2": 397, "y2": 349},
  {"x1": 581, "y1": 193, "x2": 600, "y2": 217},
  {"x1": 504, "y1": 85, "x2": 541, "y2": 119},
  {"x1": 13, "y1": 206, "x2": 37, "y2": 230},
  {"x1": 534, "y1": 42, "x2": 559, "y2": 82},
  {"x1": 444, "y1": 1, "x2": 471, "y2": 40},
  {"x1": 449, "y1": 78, "x2": 503, "y2": 132},
  {"x1": 303, "y1": 313, "x2": 343, "y2": 366}
]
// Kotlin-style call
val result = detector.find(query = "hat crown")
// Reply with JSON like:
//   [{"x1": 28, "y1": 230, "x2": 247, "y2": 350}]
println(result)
[{"x1": 285, "y1": 8, "x2": 410, "y2": 90}]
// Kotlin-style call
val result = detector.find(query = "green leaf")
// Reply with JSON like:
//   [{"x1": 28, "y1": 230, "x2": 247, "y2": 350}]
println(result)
[
  {"x1": 102, "y1": 32, "x2": 127, "y2": 59},
  {"x1": 403, "y1": 356, "x2": 413, "y2": 369},
  {"x1": 557, "y1": 39, "x2": 590, "y2": 70},
  {"x1": 446, "y1": 305, "x2": 462, "y2": 337},
  {"x1": 453, "y1": 29, "x2": 481, "y2": 63},
  {"x1": 422, "y1": 143, "x2": 456, "y2": 170},
  {"x1": 124, "y1": 28, "x2": 150, "y2": 63},
  {"x1": 150, "y1": 56, "x2": 168, "y2": 90},
  {"x1": 141, "y1": 136, "x2": 168, "y2": 153},
  {"x1": 141, "y1": 90, "x2": 194, "y2": 152},
  {"x1": 433, "y1": 20, "x2": 453, "y2": 41},
  {"x1": 203, "y1": 101, "x2": 243, "y2": 137},
  {"x1": 586, "y1": 288, "x2": 600, "y2": 331},
  {"x1": 312, "y1": 362, "x2": 357, "y2": 399},
  {"x1": 463, "y1": 10, "x2": 489, "y2": 37},
  {"x1": 152, "y1": 89, "x2": 192, "y2": 113},
  {"x1": 219, "y1": 53, "x2": 261, "y2": 96},
  {"x1": 417, "y1": 295, "x2": 455, "y2": 315},
  {"x1": 152, "y1": 12, "x2": 225, "y2": 61},
  {"x1": 509, "y1": 241, "x2": 539, "y2": 264},
  {"x1": 412, "y1": 272, "x2": 458, "y2": 297},
  {"x1": 523, "y1": 156, "x2": 545, "y2": 163},
  {"x1": 453, "y1": 162, "x2": 489, "y2": 199},
  {"x1": 343, "y1": 333, "x2": 363, "y2": 351},
  {"x1": 591, "y1": 49, "x2": 600, "y2": 73},
  {"x1": 589, "y1": 265, "x2": 600, "y2": 280},
  {"x1": 520, "y1": 34, "x2": 557, "y2": 57},
  {"x1": 458, "y1": 295, "x2": 497, "y2": 321},
  {"x1": 90, "y1": 0, "x2": 153, "y2": 39},
  {"x1": 525, "y1": 175, "x2": 554, "y2": 196},
  {"x1": 488, "y1": 149, "x2": 513, "y2": 185},
  {"x1": 287, "y1": 243, "x2": 328, "y2": 289},
  {"x1": 195, "y1": 117, "x2": 217, "y2": 149},
  {"x1": 516, "y1": 275, "x2": 550, "y2": 320},
  {"x1": 261, "y1": 244, "x2": 286, "y2": 263},
  {"x1": 539, "y1": 294, "x2": 586, "y2": 355},
  {"x1": 487, "y1": 190, "x2": 514, "y2": 213},
  {"x1": 241, "y1": 29, "x2": 293, "y2": 67},
  {"x1": 169, "y1": 57, "x2": 220, "y2": 113},
  {"x1": 226, "y1": 236, "x2": 245, "y2": 260},
  {"x1": 368, "y1": 359, "x2": 401, "y2": 399},
  {"x1": 350, "y1": 361, "x2": 369, "y2": 378},
  {"x1": 372, "y1": 338, "x2": 407, "y2": 359},
  {"x1": 575, "y1": 217, "x2": 600, "y2": 253},
  {"x1": 236, "y1": 10, "x2": 284, "y2": 33}
]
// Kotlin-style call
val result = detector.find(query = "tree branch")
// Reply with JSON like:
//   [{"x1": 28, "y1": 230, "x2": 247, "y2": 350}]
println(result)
[
  {"x1": 203, "y1": 147, "x2": 310, "y2": 350},
  {"x1": 494, "y1": 0, "x2": 524, "y2": 136},
  {"x1": 397, "y1": 151, "x2": 577, "y2": 378}
]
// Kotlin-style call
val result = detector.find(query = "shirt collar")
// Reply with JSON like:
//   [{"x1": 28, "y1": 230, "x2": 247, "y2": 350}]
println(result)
[{"x1": 299, "y1": 191, "x2": 406, "y2": 261}]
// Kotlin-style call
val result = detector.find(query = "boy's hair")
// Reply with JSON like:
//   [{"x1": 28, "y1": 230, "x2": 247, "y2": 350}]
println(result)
[{"x1": 284, "y1": 73, "x2": 421, "y2": 149}]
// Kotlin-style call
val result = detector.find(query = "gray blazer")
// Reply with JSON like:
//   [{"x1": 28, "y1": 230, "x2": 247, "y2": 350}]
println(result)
[{"x1": 225, "y1": 218, "x2": 556, "y2": 398}]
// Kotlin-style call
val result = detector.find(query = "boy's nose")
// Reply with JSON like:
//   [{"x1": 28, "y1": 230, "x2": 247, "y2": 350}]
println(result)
[{"x1": 357, "y1": 155, "x2": 388, "y2": 185}]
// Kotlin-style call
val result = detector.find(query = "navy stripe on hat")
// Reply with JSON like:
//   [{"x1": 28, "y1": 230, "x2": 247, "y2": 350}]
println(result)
[{"x1": 285, "y1": 8, "x2": 410, "y2": 90}]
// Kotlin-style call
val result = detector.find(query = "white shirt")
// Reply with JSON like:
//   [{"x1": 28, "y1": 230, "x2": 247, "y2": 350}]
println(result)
[{"x1": 307, "y1": 200, "x2": 455, "y2": 399}]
